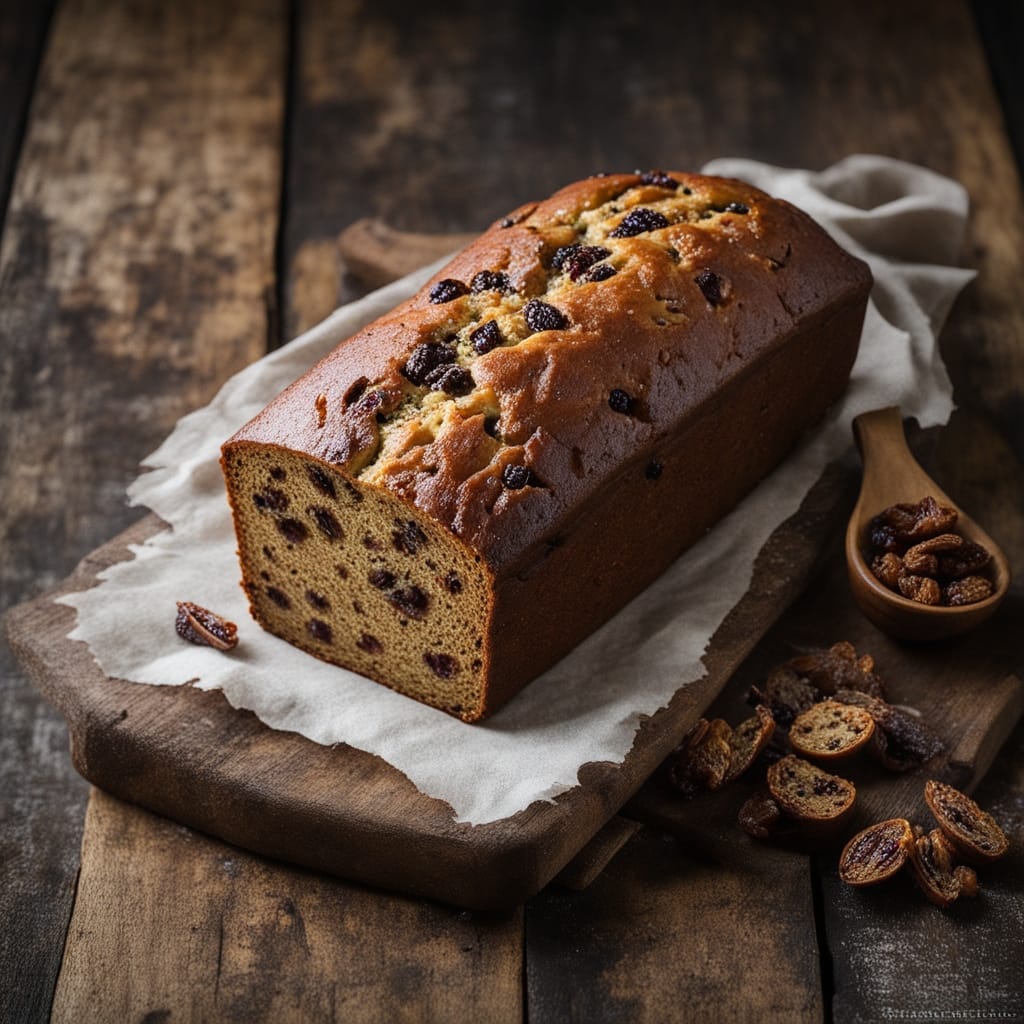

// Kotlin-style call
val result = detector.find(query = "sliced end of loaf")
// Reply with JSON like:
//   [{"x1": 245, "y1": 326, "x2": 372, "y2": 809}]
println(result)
[{"x1": 221, "y1": 440, "x2": 494, "y2": 720}]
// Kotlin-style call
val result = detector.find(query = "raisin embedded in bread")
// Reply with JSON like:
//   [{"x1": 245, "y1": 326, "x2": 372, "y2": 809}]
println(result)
[
  {"x1": 221, "y1": 171, "x2": 871, "y2": 720},
  {"x1": 788, "y1": 700, "x2": 875, "y2": 760}
]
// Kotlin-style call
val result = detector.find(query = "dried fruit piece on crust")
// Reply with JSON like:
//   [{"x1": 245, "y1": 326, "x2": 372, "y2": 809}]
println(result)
[
  {"x1": 724, "y1": 705, "x2": 776, "y2": 783},
  {"x1": 839, "y1": 818, "x2": 914, "y2": 886},
  {"x1": 924, "y1": 780, "x2": 1010, "y2": 864},
  {"x1": 766, "y1": 754, "x2": 856, "y2": 831},
  {"x1": 789, "y1": 700, "x2": 875, "y2": 760}
]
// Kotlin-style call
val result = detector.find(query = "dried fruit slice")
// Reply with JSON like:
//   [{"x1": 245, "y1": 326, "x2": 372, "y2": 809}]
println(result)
[
  {"x1": 738, "y1": 788, "x2": 783, "y2": 841},
  {"x1": 749, "y1": 666, "x2": 819, "y2": 727},
  {"x1": 724, "y1": 705, "x2": 776, "y2": 783},
  {"x1": 833, "y1": 689, "x2": 943, "y2": 771},
  {"x1": 789, "y1": 700, "x2": 875, "y2": 760},
  {"x1": 175, "y1": 601, "x2": 239, "y2": 651},
  {"x1": 907, "y1": 827, "x2": 968, "y2": 908},
  {"x1": 766, "y1": 755, "x2": 856, "y2": 830},
  {"x1": 924, "y1": 780, "x2": 1010, "y2": 864},
  {"x1": 786, "y1": 642, "x2": 886, "y2": 699},
  {"x1": 954, "y1": 864, "x2": 981, "y2": 899},
  {"x1": 668, "y1": 718, "x2": 733, "y2": 798},
  {"x1": 839, "y1": 819, "x2": 914, "y2": 886}
]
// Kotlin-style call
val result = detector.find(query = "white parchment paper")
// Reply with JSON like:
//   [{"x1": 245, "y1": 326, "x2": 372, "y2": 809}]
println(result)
[{"x1": 58, "y1": 155, "x2": 974, "y2": 824}]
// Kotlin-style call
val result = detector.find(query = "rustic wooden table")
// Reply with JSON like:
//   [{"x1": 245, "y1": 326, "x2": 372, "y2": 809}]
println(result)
[{"x1": 3, "y1": 2, "x2": 1023, "y2": 1021}]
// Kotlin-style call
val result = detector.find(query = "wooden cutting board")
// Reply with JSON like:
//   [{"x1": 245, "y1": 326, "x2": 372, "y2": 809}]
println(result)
[
  {"x1": 4, "y1": 459, "x2": 853, "y2": 911},
  {"x1": 6, "y1": 225, "x2": 1023, "y2": 910}
]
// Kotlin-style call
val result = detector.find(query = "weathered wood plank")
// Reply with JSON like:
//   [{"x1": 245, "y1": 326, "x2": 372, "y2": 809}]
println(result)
[
  {"x1": 527, "y1": 829, "x2": 822, "y2": 1023},
  {"x1": 0, "y1": 1, "x2": 286, "y2": 1020},
  {"x1": 51, "y1": 789, "x2": 522, "y2": 1024}
]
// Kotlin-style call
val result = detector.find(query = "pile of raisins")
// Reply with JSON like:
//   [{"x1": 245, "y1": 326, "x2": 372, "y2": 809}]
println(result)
[{"x1": 866, "y1": 496, "x2": 994, "y2": 607}]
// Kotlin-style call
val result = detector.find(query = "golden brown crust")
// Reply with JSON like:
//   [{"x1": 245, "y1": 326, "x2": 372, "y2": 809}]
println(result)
[
  {"x1": 222, "y1": 171, "x2": 871, "y2": 718},
  {"x1": 228, "y1": 171, "x2": 870, "y2": 571}
]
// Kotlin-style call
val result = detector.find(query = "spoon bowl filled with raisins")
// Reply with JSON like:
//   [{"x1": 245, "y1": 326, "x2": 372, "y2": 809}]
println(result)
[{"x1": 845, "y1": 407, "x2": 1010, "y2": 641}]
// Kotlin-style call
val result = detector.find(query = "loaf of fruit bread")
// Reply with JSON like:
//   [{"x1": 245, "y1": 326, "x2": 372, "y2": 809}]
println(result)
[{"x1": 221, "y1": 170, "x2": 872, "y2": 721}]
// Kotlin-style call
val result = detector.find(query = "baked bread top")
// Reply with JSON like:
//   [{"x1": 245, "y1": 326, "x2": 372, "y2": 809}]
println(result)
[{"x1": 230, "y1": 171, "x2": 871, "y2": 570}]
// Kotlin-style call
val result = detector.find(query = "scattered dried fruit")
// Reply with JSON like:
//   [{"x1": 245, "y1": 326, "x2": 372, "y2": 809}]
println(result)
[
  {"x1": 786, "y1": 641, "x2": 886, "y2": 699},
  {"x1": 833, "y1": 689, "x2": 943, "y2": 771},
  {"x1": 175, "y1": 601, "x2": 238, "y2": 651},
  {"x1": 907, "y1": 827, "x2": 966, "y2": 908},
  {"x1": 668, "y1": 718, "x2": 733, "y2": 798},
  {"x1": 839, "y1": 819, "x2": 914, "y2": 886},
  {"x1": 738, "y1": 788, "x2": 785, "y2": 841},
  {"x1": 724, "y1": 705, "x2": 776, "y2": 783},
  {"x1": 426, "y1": 364, "x2": 475, "y2": 397},
  {"x1": 749, "y1": 665, "x2": 820, "y2": 727},
  {"x1": 924, "y1": 780, "x2": 1009, "y2": 864}
]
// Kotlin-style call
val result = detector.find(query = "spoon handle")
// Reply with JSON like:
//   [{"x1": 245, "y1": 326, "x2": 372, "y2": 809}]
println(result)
[{"x1": 852, "y1": 406, "x2": 942, "y2": 506}]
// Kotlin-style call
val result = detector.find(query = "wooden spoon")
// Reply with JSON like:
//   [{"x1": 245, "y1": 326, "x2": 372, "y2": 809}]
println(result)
[{"x1": 845, "y1": 407, "x2": 1011, "y2": 641}]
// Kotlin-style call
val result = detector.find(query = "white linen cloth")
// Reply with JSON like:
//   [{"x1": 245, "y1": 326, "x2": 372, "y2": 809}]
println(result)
[{"x1": 59, "y1": 155, "x2": 974, "y2": 824}]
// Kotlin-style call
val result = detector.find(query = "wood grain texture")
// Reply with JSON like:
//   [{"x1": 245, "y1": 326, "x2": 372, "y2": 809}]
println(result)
[
  {"x1": 527, "y1": 829, "x2": 822, "y2": 1023},
  {"x1": 290, "y1": 221, "x2": 474, "y2": 336},
  {"x1": 51, "y1": 789, "x2": 522, "y2": 1024},
  {"x1": 0, "y1": 1, "x2": 286, "y2": 1020}
]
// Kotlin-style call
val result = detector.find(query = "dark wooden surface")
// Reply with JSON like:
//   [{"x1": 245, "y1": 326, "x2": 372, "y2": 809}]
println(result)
[{"x1": 3, "y1": 0, "x2": 1024, "y2": 1020}]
